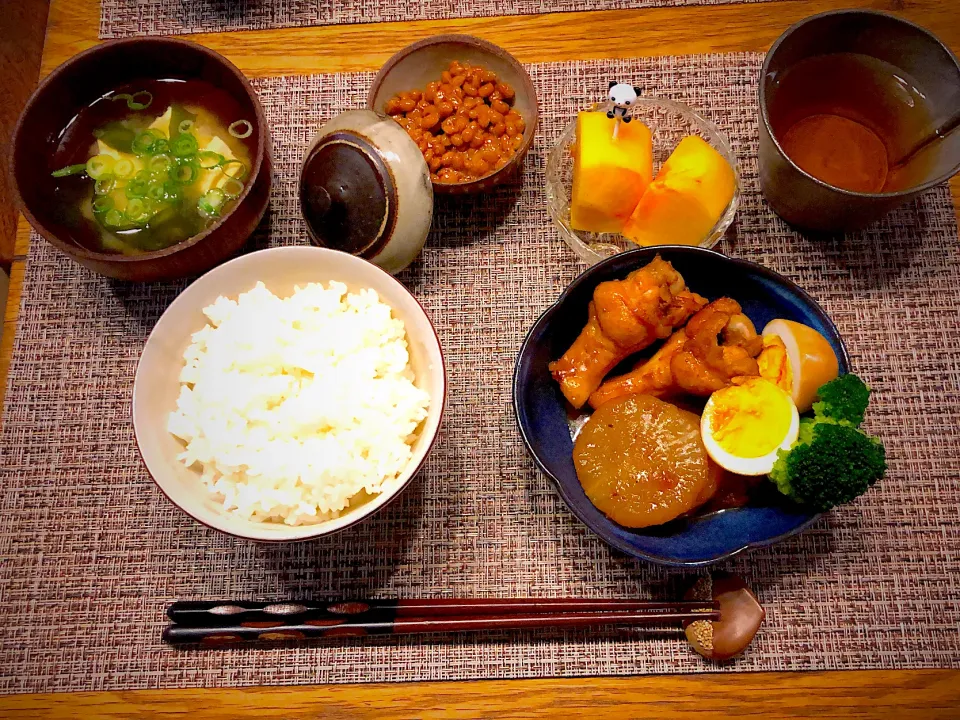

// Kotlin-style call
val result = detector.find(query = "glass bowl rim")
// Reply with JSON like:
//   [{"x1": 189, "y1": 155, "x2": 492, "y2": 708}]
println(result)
[{"x1": 545, "y1": 96, "x2": 741, "y2": 266}]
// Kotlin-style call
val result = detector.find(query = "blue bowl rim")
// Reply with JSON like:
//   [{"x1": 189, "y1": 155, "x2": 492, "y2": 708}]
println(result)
[{"x1": 512, "y1": 245, "x2": 850, "y2": 567}]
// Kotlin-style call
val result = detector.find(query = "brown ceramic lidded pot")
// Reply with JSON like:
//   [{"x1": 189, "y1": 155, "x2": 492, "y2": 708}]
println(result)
[{"x1": 300, "y1": 110, "x2": 433, "y2": 274}]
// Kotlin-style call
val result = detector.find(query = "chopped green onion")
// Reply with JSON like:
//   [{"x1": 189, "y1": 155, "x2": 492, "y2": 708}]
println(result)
[
  {"x1": 94, "y1": 176, "x2": 116, "y2": 195},
  {"x1": 198, "y1": 188, "x2": 226, "y2": 218},
  {"x1": 177, "y1": 119, "x2": 194, "y2": 134},
  {"x1": 124, "y1": 173, "x2": 151, "y2": 198},
  {"x1": 198, "y1": 151, "x2": 224, "y2": 169},
  {"x1": 92, "y1": 195, "x2": 114, "y2": 213},
  {"x1": 148, "y1": 154, "x2": 173, "y2": 173},
  {"x1": 125, "y1": 197, "x2": 153, "y2": 224},
  {"x1": 162, "y1": 180, "x2": 183, "y2": 200},
  {"x1": 103, "y1": 208, "x2": 125, "y2": 227},
  {"x1": 220, "y1": 159, "x2": 247, "y2": 180},
  {"x1": 146, "y1": 182, "x2": 170, "y2": 202},
  {"x1": 51, "y1": 163, "x2": 88, "y2": 178},
  {"x1": 111, "y1": 91, "x2": 153, "y2": 111},
  {"x1": 128, "y1": 91, "x2": 153, "y2": 110},
  {"x1": 206, "y1": 188, "x2": 226, "y2": 207},
  {"x1": 151, "y1": 139, "x2": 170, "y2": 155},
  {"x1": 170, "y1": 133, "x2": 199, "y2": 157},
  {"x1": 221, "y1": 177, "x2": 245, "y2": 199},
  {"x1": 169, "y1": 161, "x2": 199, "y2": 185},
  {"x1": 131, "y1": 129, "x2": 164, "y2": 155},
  {"x1": 112, "y1": 158, "x2": 135, "y2": 179},
  {"x1": 85, "y1": 154, "x2": 115, "y2": 180},
  {"x1": 170, "y1": 104, "x2": 197, "y2": 136},
  {"x1": 228, "y1": 120, "x2": 253, "y2": 139}
]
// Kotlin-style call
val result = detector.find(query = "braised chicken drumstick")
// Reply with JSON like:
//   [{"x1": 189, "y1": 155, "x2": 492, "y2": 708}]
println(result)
[
  {"x1": 549, "y1": 257, "x2": 707, "y2": 408},
  {"x1": 588, "y1": 297, "x2": 763, "y2": 409}
]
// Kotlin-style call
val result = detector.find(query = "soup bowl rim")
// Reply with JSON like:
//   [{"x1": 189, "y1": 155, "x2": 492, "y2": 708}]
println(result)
[{"x1": 9, "y1": 36, "x2": 268, "y2": 264}]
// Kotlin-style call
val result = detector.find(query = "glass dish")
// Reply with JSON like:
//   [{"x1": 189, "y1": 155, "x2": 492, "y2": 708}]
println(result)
[{"x1": 545, "y1": 98, "x2": 741, "y2": 265}]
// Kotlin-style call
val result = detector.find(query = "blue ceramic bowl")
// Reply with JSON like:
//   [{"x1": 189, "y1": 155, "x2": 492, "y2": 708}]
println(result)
[{"x1": 513, "y1": 246, "x2": 849, "y2": 567}]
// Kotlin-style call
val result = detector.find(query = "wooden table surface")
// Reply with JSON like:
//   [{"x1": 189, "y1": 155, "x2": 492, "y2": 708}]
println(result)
[
  {"x1": 0, "y1": 0, "x2": 49, "y2": 266},
  {"x1": 2, "y1": 0, "x2": 959, "y2": 716}
]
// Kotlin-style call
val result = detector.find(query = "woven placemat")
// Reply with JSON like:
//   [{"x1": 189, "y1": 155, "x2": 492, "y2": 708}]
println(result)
[
  {"x1": 100, "y1": 0, "x2": 774, "y2": 38},
  {"x1": 2, "y1": 53, "x2": 959, "y2": 694}
]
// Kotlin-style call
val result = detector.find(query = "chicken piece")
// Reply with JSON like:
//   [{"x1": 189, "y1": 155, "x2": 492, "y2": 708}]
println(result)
[
  {"x1": 585, "y1": 329, "x2": 688, "y2": 406},
  {"x1": 675, "y1": 298, "x2": 763, "y2": 393},
  {"x1": 549, "y1": 257, "x2": 707, "y2": 408},
  {"x1": 588, "y1": 298, "x2": 763, "y2": 408}
]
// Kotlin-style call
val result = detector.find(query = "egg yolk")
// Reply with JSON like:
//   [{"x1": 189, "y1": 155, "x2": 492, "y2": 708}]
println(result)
[
  {"x1": 708, "y1": 378, "x2": 794, "y2": 459},
  {"x1": 757, "y1": 335, "x2": 793, "y2": 396}
]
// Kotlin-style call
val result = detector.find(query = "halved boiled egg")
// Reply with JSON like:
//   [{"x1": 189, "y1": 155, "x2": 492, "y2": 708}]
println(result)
[
  {"x1": 758, "y1": 319, "x2": 839, "y2": 413},
  {"x1": 701, "y1": 377, "x2": 800, "y2": 476}
]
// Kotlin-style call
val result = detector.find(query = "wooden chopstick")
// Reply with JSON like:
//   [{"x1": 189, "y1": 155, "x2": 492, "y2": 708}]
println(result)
[
  {"x1": 168, "y1": 598, "x2": 717, "y2": 626},
  {"x1": 163, "y1": 599, "x2": 721, "y2": 646}
]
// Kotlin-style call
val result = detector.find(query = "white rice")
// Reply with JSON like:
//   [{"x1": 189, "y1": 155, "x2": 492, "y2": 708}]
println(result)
[{"x1": 167, "y1": 281, "x2": 431, "y2": 525}]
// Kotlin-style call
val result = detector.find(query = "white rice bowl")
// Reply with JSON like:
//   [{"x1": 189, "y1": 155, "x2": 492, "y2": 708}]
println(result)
[{"x1": 167, "y1": 280, "x2": 431, "y2": 526}]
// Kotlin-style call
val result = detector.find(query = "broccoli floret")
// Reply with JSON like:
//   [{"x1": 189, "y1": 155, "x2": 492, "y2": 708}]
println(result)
[
  {"x1": 769, "y1": 372, "x2": 885, "y2": 511},
  {"x1": 812, "y1": 374, "x2": 871, "y2": 426},
  {"x1": 796, "y1": 416, "x2": 817, "y2": 445},
  {"x1": 769, "y1": 421, "x2": 886, "y2": 511}
]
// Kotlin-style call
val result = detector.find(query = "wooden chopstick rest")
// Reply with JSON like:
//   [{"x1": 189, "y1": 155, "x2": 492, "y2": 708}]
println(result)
[{"x1": 683, "y1": 571, "x2": 765, "y2": 661}]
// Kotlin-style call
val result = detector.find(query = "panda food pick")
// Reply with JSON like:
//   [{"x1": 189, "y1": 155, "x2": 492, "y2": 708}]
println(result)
[{"x1": 570, "y1": 81, "x2": 737, "y2": 247}]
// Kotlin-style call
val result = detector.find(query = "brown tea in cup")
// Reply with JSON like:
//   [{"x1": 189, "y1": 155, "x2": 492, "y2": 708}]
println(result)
[
  {"x1": 768, "y1": 52, "x2": 936, "y2": 194},
  {"x1": 759, "y1": 10, "x2": 960, "y2": 231}
]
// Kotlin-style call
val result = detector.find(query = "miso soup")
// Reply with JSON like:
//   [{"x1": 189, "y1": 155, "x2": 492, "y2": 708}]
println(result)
[{"x1": 49, "y1": 78, "x2": 255, "y2": 255}]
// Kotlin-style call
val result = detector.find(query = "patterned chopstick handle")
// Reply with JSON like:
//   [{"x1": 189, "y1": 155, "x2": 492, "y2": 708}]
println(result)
[{"x1": 167, "y1": 600, "x2": 399, "y2": 626}]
